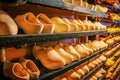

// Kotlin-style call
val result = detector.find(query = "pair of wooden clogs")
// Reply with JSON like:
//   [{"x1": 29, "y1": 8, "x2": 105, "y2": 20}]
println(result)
[
  {"x1": 15, "y1": 12, "x2": 55, "y2": 34},
  {"x1": 3, "y1": 58, "x2": 40, "y2": 80}
]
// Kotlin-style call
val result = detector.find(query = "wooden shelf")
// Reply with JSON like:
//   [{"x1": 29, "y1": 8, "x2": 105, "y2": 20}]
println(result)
[
  {"x1": 115, "y1": 20, "x2": 120, "y2": 23},
  {"x1": 36, "y1": 48, "x2": 107, "y2": 80},
  {"x1": 110, "y1": 32, "x2": 120, "y2": 36},
  {"x1": 26, "y1": 0, "x2": 108, "y2": 18},
  {"x1": 110, "y1": 40, "x2": 120, "y2": 48},
  {"x1": 107, "y1": 47, "x2": 120, "y2": 58},
  {"x1": 0, "y1": 30, "x2": 107, "y2": 48}
]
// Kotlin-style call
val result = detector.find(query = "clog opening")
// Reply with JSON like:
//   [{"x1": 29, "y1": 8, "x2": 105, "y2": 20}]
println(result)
[
  {"x1": 26, "y1": 13, "x2": 39, "y2": 24},
  {"x1": 26, "y1": 61, "x2": 38, "y2": 72},
  {"x1": 13, "y1": 63, "x2": 28, "y2": 77}
]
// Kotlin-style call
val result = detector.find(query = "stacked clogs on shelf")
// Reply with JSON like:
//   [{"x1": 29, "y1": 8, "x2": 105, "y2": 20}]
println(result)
[
  {"x1": 87, "y1": 68, "x2": 106, "y2": 80},
  {"x1": 1, "y1": 0, "x2": 120, "y2": 80},
  {"x1": 0, "y1": 10, "x2": 106, "y2": 35},
  {"x1": 63, "y1": 0, "x2": 108, "y2": 13},
  {"x1": 32, "y1": 40, "x2": 108, "y2": 70},
  {"x1": 52, "y1": 54, "x2": 106, "y2": 80}
]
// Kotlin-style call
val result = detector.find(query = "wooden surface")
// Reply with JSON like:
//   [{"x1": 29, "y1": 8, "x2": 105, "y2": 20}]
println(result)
[{"x1": 1, "y1": 2, "x2": 75, "y2": 18}]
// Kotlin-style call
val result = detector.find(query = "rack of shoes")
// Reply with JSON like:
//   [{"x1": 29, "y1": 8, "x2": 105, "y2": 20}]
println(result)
[{"x1": 0, "y1": 0, "x2": 120, "y2": 80}]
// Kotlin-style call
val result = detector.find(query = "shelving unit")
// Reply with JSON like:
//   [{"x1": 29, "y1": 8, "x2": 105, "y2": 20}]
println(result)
[
  {"x1": 0, "y1": 0, "x2": 112, "y2": 80},
  {"x1": 0, "y1": 30, "x2": 107, "y2": 48},
  {"x1": 37, "y1": 48, "x2": 107, "y2": 80}
]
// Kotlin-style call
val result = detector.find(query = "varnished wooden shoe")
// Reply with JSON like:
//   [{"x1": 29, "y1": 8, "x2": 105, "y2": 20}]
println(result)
[
  {"x1": 51, "y1": 16, "x2": 70, "y2": 33},
  {"x1": 80, "y1": 43, "x2": 93, "y2": 55},
  {"x1": 3, "y1": 61, "x2": 29, "y2": 80},
  {"x1": 62, "y1": 18, "x2": 78, "y2": 32},
  {"x1": 73, "y1": 44, "x2": 89, "y2": 58},
  {"x1": 37, "y1": 13, "x2": 55, "y2": 33},
  {"x1": 64, "y1": 69, "x2": 81, "y2": 80},
  {"x1": 15, "y1": 12, "x2": 44, "y2": 34},
  {"x1": 54, "y1": 45, "x2": 74, "y2": 64},
  {"x1": 0, "y1": 10, "x2": 18, "y2": 35},
  {"x1": 63, "y1": 44, "x2": 81, "y2": 61},
  {"x1": 19, "y1": 58, "x2": 40, "y2": 79},
  {"x1": 32, "y1": 45, "x2": 65, "y2": 70},
  {"x1": 70, "y1": 19, "x2": 84, "y2": 31}
]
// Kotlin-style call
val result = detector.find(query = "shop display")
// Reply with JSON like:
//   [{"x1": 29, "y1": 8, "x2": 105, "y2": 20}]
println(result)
[{"x1": 0, "y1": 0, "x2": 120, "y2": 80}]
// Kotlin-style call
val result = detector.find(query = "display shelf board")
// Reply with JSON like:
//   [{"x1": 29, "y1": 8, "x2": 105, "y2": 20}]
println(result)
[
  {"x1": 115, "y1": 54, "x2": 120, "y2": 61},
  {"x1": 110, "y1": 32, "x2": 120, "y2": 36},
  {"x1": 114, "y1": 3, "x2": 120, "y2": 11},
  {"x1": 36, "y1": 48, "x2": 107, "y2": 80},
  {"x1": 110, "y1": 40, "x2": 120, "y2": 48},
  {"x1": 114, "y1": 20, "x2": 120, "y2": 24},
  {"x1": 0, "y1": 30, "x2": 107, "y2": 48},
  {"x1": 115, "y1": 70, "x2": 120, "y2": 80},
  {"x1": 81, "y1": 63, "x2": 104, "y2": 80},
  {"x1": 103, "y1": 3, "x2": 120, "y2": 13},
  {"x1": 26, "y1": 0, "x2": 108, "y2": 18},
  {"x1": 114, "y1": 20, "x2": 120, "y2": 27}
]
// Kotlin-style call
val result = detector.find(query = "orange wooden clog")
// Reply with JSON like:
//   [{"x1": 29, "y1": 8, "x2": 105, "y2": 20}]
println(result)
[
  {"x1": 15, "y1": 12, "x2": 44, "y2": 34},
  {"x1": 3, "y1": 61, "x2": 30, "y2": 80},
  {"x1": 19, "y1": 58, "x2": 40, "y2": 79}
]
